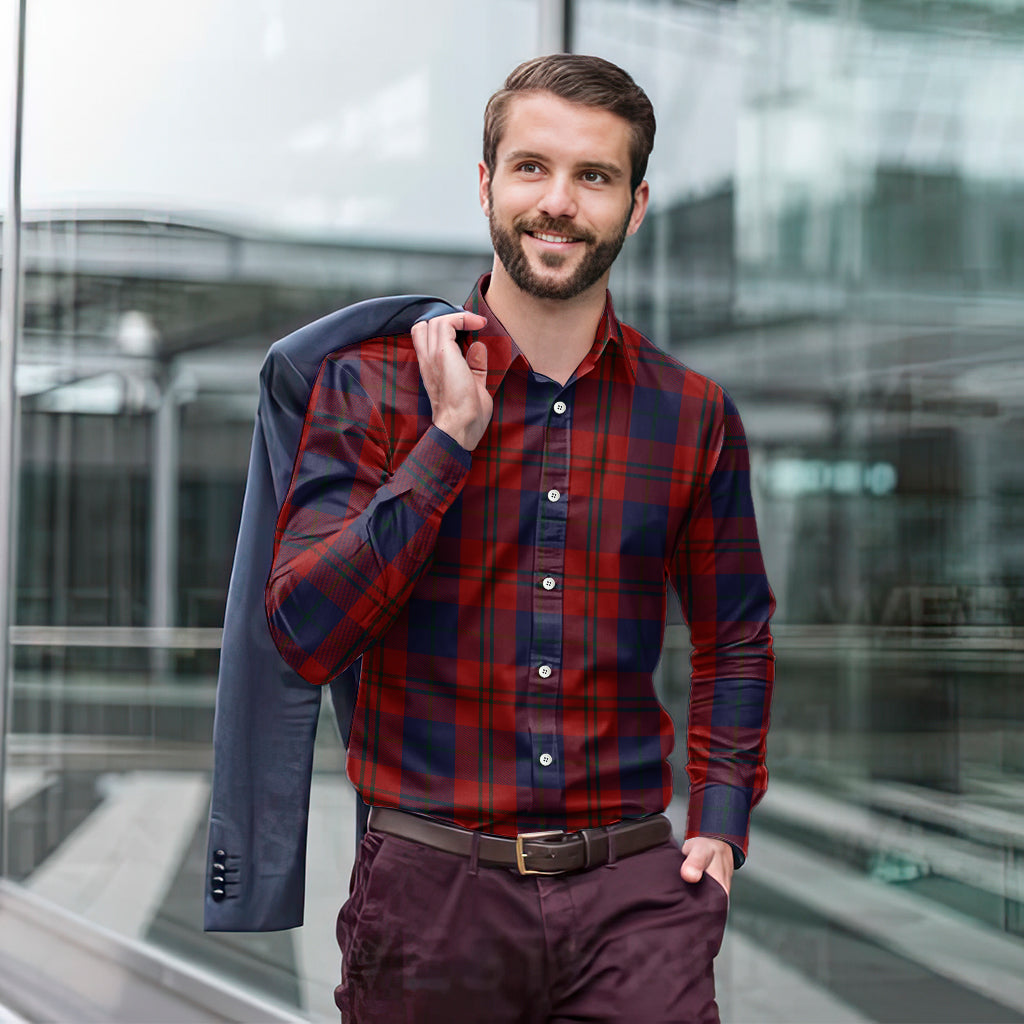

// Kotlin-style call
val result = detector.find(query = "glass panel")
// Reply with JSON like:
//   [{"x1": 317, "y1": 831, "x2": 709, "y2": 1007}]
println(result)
[
  {"x1": 12, "y1": 1, "x2": 539, "y2": 1018},
  {"x1": 0, "y1": 0, "x2": 20, "y2": 907},
  {"x1": 576, "y1": 1, "x2": 1024, "y2": 1020},
  {"x1": 21, "y1": 0, "x2": 540, "y2": 248},
  {"x1": 0, "y1": 2, "x2": 12, "y2": 216}
]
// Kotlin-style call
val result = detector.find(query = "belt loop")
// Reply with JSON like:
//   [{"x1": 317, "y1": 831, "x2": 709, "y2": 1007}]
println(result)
[
  {"x1": 468, "y1": 831, "x2": 480, "y2": 877},
  {"x1": 607, "y1": 828, "x2": 618, "y2": 869},
  {"x1": 581, "y1": 829, "x2": 593, "y2": 870}
]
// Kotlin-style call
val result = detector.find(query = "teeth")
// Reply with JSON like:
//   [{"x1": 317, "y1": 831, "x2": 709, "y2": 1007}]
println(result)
[{"x1": 533, "y1": 232, "x2": 575, "y2": 244}]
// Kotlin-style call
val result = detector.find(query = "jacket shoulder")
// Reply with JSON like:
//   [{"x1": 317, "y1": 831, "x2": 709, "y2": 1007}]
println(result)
[{"x1": 267, "y1": 295, "x2": 458, "y2": 368}]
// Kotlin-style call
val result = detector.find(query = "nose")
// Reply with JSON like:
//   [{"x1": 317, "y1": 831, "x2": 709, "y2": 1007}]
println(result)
[{"x1": 536, "y1": 174, "x2": 577, "y2": 220}]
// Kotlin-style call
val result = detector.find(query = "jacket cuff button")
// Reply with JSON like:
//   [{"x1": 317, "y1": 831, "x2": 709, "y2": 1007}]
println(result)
[{"x1": 211, "y1": 888, "x2": 226, "y2": 902}]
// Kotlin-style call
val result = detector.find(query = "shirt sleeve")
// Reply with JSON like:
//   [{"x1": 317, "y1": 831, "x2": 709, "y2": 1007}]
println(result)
[
  {"x1": 670, "y1": 388, "x2": 775, "y2": 865},
  {"x1": 265, "y1": 354, "x2": 471, "y2": 684}
]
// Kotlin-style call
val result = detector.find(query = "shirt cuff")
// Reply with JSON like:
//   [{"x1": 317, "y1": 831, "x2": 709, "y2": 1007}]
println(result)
[
  {"x1": 388, "y1": 424, "x2": 472, "y2": 512},
  {"x1": 685, "y1": 782, "x2": 753, "y2": 867},
  {"x1": 426, "y1": 423, "x2": 474, "y2": 469}
]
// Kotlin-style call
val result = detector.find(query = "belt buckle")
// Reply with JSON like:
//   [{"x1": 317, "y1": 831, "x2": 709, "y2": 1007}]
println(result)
[{"x1": 515, "y1": 830, "x2": 565, "y2": 876}]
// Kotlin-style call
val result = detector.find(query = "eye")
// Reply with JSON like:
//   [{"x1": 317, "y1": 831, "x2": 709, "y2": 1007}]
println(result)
[
  {"x1": 581, "y1": 170, "x2": 608, "y2": 184},
  {"x1": 517, "y1": 162, "x2": 542, "y2": 175}
]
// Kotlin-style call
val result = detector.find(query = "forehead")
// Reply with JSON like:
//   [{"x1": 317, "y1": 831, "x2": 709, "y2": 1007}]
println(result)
[{"x1": 497, "y1": 91, "x2": 632, "y2": 170}]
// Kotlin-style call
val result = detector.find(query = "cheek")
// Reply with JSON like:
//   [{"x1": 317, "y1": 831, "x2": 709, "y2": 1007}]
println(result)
[{"x1": 493, "y1": 180, "x2": 545, "y2": 211}]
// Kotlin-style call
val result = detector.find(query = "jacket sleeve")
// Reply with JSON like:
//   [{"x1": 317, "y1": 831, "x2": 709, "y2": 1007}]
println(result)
[
  {"x1": 205, "y1": 295, "x2": 458, "y2": 932},
  {"x1": 670, "y1": 389, "x2": 775, "y2": 866},
  {"x1": 265, "y1": 355, "x2": 472, "y2": 685},
  {"x1": 204, "y1": 395, "x2": 333, "y2": 931}
]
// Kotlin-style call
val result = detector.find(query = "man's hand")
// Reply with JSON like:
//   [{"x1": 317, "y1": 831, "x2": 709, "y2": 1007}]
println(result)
[
  {"x1": 411, "y1": 310, "x2": 491, "y2": 451},
  {"x1": 680, "y1": 836, "x2": 734, "y2": 896}
]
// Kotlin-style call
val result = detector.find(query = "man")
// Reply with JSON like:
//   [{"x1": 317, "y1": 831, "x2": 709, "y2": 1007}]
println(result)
[{"x1": 265, "y1": 54, "x2": 774, "y2": 1023}]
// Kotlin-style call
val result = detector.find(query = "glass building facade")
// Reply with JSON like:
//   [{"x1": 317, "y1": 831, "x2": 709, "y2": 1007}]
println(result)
[{"x1": 1, "y1": 1, "x2": 1023, "y2": 1020}]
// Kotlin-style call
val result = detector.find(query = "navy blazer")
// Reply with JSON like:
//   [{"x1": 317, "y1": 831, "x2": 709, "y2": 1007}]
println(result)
[{"x1": 204, "y1": 294, "x2": 459, "y2": 932}]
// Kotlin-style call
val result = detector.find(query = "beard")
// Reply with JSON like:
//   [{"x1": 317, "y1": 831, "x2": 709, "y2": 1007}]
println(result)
[{"x1": 488, "y1": 189, "x2": 631, "y2": 301}]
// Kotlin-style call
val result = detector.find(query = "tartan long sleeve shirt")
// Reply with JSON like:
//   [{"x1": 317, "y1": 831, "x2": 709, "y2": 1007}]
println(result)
[{"x1": 266, "y1": 276, "x2": 775, "y2": 860}]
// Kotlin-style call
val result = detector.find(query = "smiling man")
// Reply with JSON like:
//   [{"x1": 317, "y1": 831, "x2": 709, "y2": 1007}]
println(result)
[{"x1": 265, "y1": 54, "x2": 775, "y2": 1023}]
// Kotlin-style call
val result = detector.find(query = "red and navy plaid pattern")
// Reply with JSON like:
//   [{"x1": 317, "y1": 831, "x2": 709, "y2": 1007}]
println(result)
[{"x1": 266, "y1": 276, "x2": 775, "y2": 858}]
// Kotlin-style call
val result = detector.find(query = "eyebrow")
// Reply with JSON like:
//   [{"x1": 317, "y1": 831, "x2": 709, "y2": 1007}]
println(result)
[{"x1": 502, "y1": 150, "x2": 626, "y2": 181}]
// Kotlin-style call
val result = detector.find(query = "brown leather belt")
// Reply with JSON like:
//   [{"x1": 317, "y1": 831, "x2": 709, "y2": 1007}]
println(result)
[{"x1": 368, "y1": 806, "x2": 673, "y2": 876}]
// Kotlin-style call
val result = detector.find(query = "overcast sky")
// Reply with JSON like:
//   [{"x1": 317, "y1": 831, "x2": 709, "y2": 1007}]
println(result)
[
  {"x1": 2, "y1": 0, "x2": 749, "y2": 246},
  {"x1": 3, "y1": 0, "x2": 1024, "y2": 247},
  {"x1": 12, "y1": 0, "x2": 541, "y2": 245}
]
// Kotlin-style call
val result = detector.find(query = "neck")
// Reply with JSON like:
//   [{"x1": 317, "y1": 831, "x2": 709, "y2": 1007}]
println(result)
[{"x1": 484, "y1": 259, "x2": 608, "y2": 386}]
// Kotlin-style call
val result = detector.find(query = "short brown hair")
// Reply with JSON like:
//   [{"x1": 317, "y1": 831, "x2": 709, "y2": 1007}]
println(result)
[{"x1": 483, "y1": 54, "x2": 656, "y2": 193}]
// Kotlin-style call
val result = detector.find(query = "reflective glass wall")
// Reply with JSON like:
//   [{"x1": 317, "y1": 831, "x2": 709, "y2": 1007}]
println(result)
[
  {"x1": 3, "y1": 0, "x2": 1024, "y2": 1021},
  {"x1": 0, "y1": 3, "x2": 11, "y2": 213},
  {"x1": 4, "y1": 2, "x2": 532, "y2": 1019},
  {"x1": 581, "y1": 1, "x2": 1024, "y2": 1021}
]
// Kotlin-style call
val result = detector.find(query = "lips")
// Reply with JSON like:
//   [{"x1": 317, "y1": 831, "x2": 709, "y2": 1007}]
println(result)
[
  {"x1": 529, "y1": 231, "x2": 579, "y2": 244},
  {"x1": 516, "y1": 218, "x2": 594, "y2": 246}
]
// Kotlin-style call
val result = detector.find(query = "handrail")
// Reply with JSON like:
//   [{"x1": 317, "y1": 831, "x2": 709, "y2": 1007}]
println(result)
[
  {"x1": 9, "y1": 625, "x2": 223, "y2": 648},
  {"x1": 0, "y1": 880, "x2": 309, "y2": 1023}
]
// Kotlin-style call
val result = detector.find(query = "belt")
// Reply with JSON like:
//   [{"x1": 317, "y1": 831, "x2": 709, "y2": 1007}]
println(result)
[{"x1": 368, "y1": 806, "x2": 672, "y2": 876}]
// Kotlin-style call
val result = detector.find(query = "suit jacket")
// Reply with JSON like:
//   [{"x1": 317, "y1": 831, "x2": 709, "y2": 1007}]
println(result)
[{"x1": 204, "y1": 294, "x2": 459, "y2": 932}]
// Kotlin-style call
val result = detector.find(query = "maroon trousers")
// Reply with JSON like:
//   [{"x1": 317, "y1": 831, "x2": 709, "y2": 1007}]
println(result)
[{"x1": 336, "y1": 829, "x2": 728, "y2": 1023}]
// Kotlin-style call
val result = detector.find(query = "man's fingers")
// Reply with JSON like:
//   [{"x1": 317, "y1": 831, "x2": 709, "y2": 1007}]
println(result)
[
  {"x1": 414, "y1": 310, "x2": 487, "y2": 341},
  {"x1": 458, "y1": 311, "x2": 488, "y2": 332},
  {"x1": 412, "y1": 312, "x2": 486, "y2": 370},
  {"x1": 410, "y1": 319, "x2": 428, "y2": 359},
  {"x1": 466, "y1": 341, "x2": 488, "y2": 377},
  {"x1": 429, "y1": 311, "x2": 487, "y2": 347}
]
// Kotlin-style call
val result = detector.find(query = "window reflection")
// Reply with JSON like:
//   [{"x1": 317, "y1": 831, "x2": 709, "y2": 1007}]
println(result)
[
  {"x1": 4, "y1": 0, "x2": 1024, "y2": 1020},
  {"x1": 581, "y1": 0, "x2": 1024, "y2": 1020},
  {"x1": 7, "y1": 2, "x2": 531, "y2": 1018}
]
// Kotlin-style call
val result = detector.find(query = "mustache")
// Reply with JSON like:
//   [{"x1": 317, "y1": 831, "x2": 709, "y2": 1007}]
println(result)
[{"x1": 513, "y1": 216, "x2": 595, "y2": 245}]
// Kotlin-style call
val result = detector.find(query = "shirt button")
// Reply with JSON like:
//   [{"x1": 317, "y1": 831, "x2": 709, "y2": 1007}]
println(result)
[
  {"x1": 547, "y1": 489, "x2": 560, "y2": 502},
  {"x1": 538, "y1": 664, "x2": 552, "y2": 679},
  {"x1": 539, "y1": 753, "x2": 553, "y2": 767},
  {"x1": 541, "y1": 576, "x2": 556, "y2": 591},
  {"x1": 553, "y1": 401, "x2": 567, "y2": 415}
]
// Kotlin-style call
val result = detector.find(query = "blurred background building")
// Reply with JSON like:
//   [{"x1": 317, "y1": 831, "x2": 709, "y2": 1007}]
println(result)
[{"x1": 1, "y1": 0, "x2": 1023, "y2": 1021}]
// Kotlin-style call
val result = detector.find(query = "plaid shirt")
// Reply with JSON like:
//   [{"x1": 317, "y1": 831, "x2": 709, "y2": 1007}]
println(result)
[{"x1": 266, "y1": 276, "x2": 774, "y2": 859}]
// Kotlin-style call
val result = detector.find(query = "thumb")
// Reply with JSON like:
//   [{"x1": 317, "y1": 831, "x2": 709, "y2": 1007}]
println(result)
[
  {"x1": 680, "y1": 844, "x2": 710, "y2": 883},
  {"x1": 466, "y1": 340, "x2": 488, "y2": 378}
]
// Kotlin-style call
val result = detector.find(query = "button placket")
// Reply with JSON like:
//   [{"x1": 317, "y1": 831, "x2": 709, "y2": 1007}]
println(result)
[{"x1": 527, "y1": 383, "x2": 573, "y2": 809}]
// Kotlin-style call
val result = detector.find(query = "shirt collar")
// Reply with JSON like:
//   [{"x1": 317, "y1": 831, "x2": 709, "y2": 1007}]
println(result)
[{"x1": 462, "y1": 274, "x2": 638, "y2": 390}]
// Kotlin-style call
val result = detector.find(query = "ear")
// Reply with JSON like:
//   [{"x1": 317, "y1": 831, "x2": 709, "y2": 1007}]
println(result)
[
  {"x1": 625, "y1": 180, "x2": 650, "y2": 237},
  {"x1": 478, "y1": 161, "x2": 492, "y2": 216}
]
